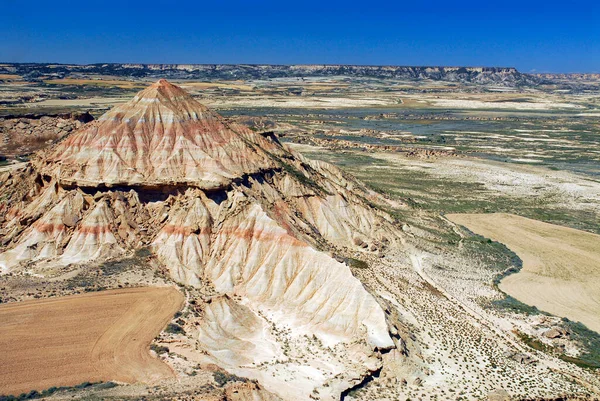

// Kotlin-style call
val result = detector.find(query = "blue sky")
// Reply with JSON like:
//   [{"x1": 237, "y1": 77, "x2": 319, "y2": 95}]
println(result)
[{"x1": 1, "y1": 0, "x2": 598, "y2": 72}]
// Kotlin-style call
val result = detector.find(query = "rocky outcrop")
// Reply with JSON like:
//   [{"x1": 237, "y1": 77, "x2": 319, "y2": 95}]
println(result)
[
  {"x1": 290, "y1": 135, "x2": 458, "y2": 158},
  {"x1": 543, "y1": 327, "x2": 569, "y2": 339},
  {"x1": 0, "y1": 112, "x2": 93, "y2": 157},
  {"x1": 0, "y1": 80, "x2": 400, "y2": 400}
]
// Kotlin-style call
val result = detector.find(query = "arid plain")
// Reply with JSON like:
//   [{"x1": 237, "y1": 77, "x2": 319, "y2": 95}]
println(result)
[{"x1": 0, "y1": 65, "x2": 599, "y2": 401}]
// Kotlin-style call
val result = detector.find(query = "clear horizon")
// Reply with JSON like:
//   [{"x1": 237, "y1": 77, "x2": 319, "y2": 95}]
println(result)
[{"x1": 1, "y1": 0, "x2": 598, "y2": 74}]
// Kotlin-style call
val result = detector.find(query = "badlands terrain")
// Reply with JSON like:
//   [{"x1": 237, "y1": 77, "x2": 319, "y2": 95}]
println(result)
[{"x1": 0, "y1": 65, "x2": 599, "y2": 401}]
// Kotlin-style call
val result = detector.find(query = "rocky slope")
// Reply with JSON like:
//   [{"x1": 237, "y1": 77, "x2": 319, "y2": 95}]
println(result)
[
  {"x1": 0, "y1": 80, "x2": 400, "y2": 400},
  {"x1": 0, "y1": 112, "x2": 93, "y2": 157}
]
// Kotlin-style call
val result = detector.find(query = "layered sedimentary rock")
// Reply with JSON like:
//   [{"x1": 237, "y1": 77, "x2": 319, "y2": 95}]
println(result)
[
  {"x1": 0, "y1": 80, "x2": 400, "y2": 400},
  {"x1": 37, "y1": 79, "x2": 278, "y2": 188}
]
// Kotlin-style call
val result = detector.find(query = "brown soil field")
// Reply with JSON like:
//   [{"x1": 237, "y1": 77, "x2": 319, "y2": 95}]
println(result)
[
  {"x1": 0, "y1": 286, "x2": 184, "y2": 396},
  {"x1": 447, "y1": 213, "x2": 600, "y2": 333},
  {"x1": 43, "y1": 78, "x2": 147, "y2": 89},
  {"x1": 0, "y1": 74, "x2": 22, "y2": 81}
]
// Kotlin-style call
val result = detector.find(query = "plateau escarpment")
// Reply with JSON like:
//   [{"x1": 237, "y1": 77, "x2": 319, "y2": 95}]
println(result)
[
  {"x1": 1, "y1": 63, "x2": 538, "y2": 86},
  {"x1": 0, "y1": 80, "x2": 400, "y2": 400}
]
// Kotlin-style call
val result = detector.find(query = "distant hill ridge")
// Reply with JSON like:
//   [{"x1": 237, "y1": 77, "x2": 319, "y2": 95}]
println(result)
[{"x1": 0, "y1": 63, "x2": 539, "y2": 86}]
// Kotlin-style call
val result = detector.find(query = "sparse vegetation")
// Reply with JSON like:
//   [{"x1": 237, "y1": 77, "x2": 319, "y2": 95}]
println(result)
[
  {"x1": 212, "y1": 371, "x2": 247, "y2": 387},
  {"x1": 561, "y1": 319, "x2": 600, "y2": 369},
  {"x1": 344, "y1": 257, "x2": 369, "y2": 269},
  {"x1": 150, "y1": 344, "x2": 170, "y2": 355},
  {"x1": 165, "y1": 323, "x2": 185, "y2": 335},
  {"x1": 0, "y1": 381, "x2": 116, "y2": 401},
  {"x1": 492, "y1": 295, "x2": 542, "y2": 315}
]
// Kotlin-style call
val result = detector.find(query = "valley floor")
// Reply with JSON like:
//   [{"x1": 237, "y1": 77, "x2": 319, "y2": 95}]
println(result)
[{"x1": 447, "y1": 213, "x2": 600, "y2": 334}]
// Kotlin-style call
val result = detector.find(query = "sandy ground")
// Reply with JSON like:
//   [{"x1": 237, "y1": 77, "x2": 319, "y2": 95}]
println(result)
[
  {"x1": 447, "y1": 213, "x2": 600, "y2": 333},
  {"x1": 0, "y1": 286, "x2": 184, "y2": 396}
]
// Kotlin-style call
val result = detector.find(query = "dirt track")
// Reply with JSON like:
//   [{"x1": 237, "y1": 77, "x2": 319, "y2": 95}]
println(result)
[
  {"x1": 0, "y1": 286, "x2": 184, "y2": 396},
  {"x1": 447, "y1": 213, "x2": 600, "y2": 334}
]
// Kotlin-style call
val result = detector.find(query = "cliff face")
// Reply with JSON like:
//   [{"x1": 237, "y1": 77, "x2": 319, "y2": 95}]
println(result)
[
  {"x1": 0, "y1": 80, "x2": 400, "y2": 400},
  {"x1": 1, "y1": 63, "x2": 538, "y2": 86}
]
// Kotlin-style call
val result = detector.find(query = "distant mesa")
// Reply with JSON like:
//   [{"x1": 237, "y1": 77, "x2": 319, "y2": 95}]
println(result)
[{"x1": 0, "y1": 63, "x2": 539, "y2": 86}]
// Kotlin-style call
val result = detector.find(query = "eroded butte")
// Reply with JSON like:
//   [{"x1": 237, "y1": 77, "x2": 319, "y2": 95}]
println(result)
[{"x1": 0, "y1": 80, "x2": 398, "y2": 400}]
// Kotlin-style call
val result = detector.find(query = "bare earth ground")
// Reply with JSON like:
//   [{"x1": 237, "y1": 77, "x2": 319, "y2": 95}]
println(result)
[
  {"x1": 447, "y1": 213, "x2": 600, "y2": 334},
  {"x1": 0, "y1": 286, "x2": 184, "y2": 396}
]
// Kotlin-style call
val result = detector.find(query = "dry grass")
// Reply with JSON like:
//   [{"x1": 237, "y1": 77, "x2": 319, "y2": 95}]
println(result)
[
  {"x1": 0, "y1": 286, "x2": 184, "y2": 396},
  {"x1": 447, "y1": 213, "x2": 600, "y2": 333}
]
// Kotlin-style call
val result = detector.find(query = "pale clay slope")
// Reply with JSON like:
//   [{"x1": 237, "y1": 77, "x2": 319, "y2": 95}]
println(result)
[
  {"x1": 0, "y1": 80, "x2": 397, "y2": 400},
  {"x1": 447, "y1": 213, "x2": 600, "y2": 334}
]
